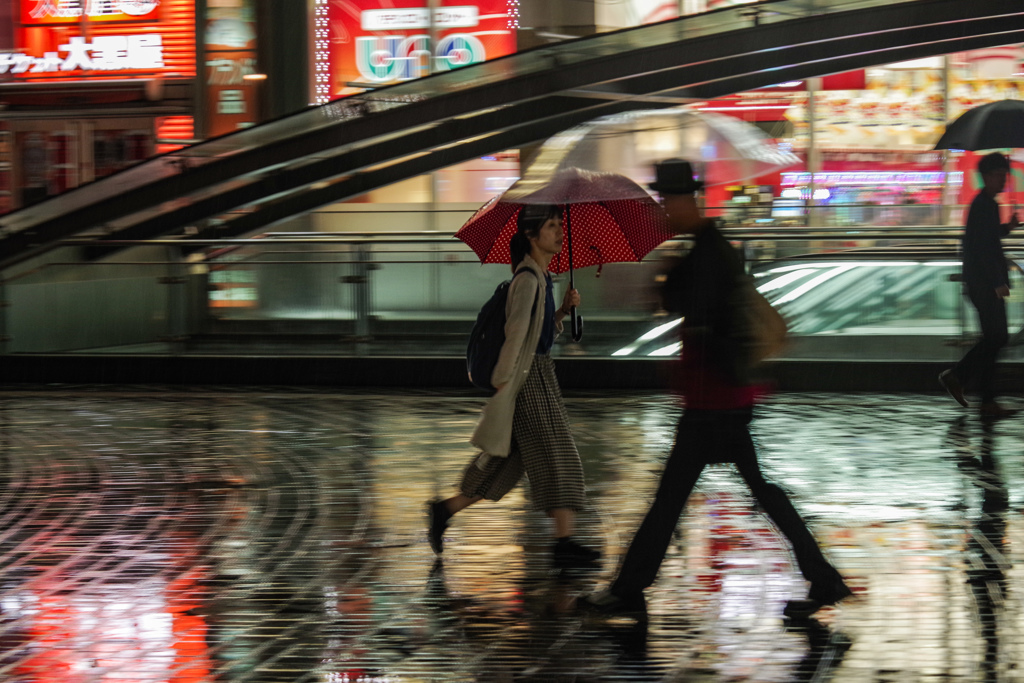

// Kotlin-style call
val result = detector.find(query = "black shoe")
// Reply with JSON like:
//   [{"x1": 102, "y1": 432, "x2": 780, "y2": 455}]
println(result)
[
  {"x1": 939, "y1": 370, "x2": 968, "y2": 408},
  {"x1": 581, "y1": 589, "x2": 647, "y2": 618},
  {"x1": 552, "y1": 537, "x2": 601, "y2": 568},
  {"x1": 427, "y1": 499, "x2": 451, "y2": 555}
]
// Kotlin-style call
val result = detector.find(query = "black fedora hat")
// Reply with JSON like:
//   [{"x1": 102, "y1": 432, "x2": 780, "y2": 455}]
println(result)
[{"x1": 649, "y1": 158, "x2": 704, "y2": 195}]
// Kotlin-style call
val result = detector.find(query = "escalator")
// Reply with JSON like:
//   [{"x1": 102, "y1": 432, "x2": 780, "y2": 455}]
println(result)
[{"x1": 616, "y1": 253, "x2": 1024, "y2": 361}]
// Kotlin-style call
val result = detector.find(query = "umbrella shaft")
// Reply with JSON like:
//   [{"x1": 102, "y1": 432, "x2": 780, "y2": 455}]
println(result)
[{"x1": 566, "y1": 204, "x2": 575, "y2": 288}]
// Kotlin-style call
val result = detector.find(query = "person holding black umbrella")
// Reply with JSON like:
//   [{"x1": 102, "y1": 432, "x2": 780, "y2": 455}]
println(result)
[
  {"x1": 583, "y1": 158, "x2": 851, "y2": 619},
  {"x1": 428, "y1": 204, "x2": 602, "y2": 568},
  {"x1": 940, "y1": 152, "x2": 1020, "y2": 419}
]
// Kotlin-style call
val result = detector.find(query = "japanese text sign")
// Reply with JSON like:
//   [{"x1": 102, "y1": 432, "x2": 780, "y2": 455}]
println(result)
[
  {"x1": 22, "y1": 0, "x2": 160, "y2": 25},
  {"x1": 0, "y1": 35, "x2": 164, "y2": 74}
]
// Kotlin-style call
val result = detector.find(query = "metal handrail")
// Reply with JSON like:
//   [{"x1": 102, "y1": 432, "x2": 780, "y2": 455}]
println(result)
[
  {"x1": 0, "y1": 228, "x2": 979, "y2": 285},
  {"x1": 33, "y1": 224, "x2": 1024, "y2": 278},
  {"x1": 51, "y1": 225, "x2": 989, "y2": 248}
]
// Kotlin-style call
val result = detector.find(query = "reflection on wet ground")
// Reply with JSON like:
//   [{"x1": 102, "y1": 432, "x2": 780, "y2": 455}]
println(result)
[{"x1": 0, "y1": 388, "x2": 1020, "y2": 681}]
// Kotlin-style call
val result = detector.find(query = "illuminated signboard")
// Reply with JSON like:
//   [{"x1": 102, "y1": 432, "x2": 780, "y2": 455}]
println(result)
[
  {"x1": 361, "y1": 6, "x2": 480, "y2": 30},
  {"x1": 0, "y1": 35, "x2": 164, "y2": 74},
  {"x1": 203, "y1": 0, "x2": 259, "y2": 137},
  {"x1": 13, "y1": 0, "x2": 195, "y2": 81},
  {"x1": 319, "y1": 0, "x2": 515, "y2": 102},
  {"x1": 781, "y1": 171, "x2": 965, "y2": 186},
  {"x1": 21, "y1": 0, "x2": 161, "y2": 25}
]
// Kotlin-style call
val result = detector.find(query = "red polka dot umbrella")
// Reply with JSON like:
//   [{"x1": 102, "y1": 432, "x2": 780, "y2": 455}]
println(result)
[{"x1": 455, "y1": 167, "x2": 672, "y2": 340}]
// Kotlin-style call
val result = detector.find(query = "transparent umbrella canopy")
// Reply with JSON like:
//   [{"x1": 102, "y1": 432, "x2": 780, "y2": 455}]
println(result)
[{"x1": 516, "y1": 108, "x2": 801, "y2": 190}]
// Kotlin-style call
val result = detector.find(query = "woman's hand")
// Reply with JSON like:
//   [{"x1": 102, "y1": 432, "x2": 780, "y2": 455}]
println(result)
[{"x1": 558, "y1": 288, "x2": 581, "y2": 317}]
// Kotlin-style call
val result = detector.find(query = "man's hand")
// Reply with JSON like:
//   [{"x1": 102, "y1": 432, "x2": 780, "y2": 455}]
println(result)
[
  {"x1": 1010, "y1": 212, "x2": 1020, "y2": 230},
  {"x1": 997, "y1": 284, "x2": 1011, "y2": 298}
]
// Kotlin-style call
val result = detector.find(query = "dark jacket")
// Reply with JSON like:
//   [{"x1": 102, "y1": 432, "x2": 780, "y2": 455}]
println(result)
[
  {"x1": 662, "y1": 221, "x2": 756, "y2": 407},
  {"x1": 962, "y1": 191, "x2": 1011, "y2": 292},
  {"x1": 663, "y1": 220, "x2": 742, "y2": 335}
]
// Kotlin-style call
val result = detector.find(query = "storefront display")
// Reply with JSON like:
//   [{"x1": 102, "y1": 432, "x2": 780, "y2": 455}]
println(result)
[
  {"x1": 0, "y1": 0, "x2": 196, "y2": 209},
  {"x1": 10, "y1": 119, "x2": 155, "y2": 208},
  {"x1": 689, "y1": 48, "x2": 1024, "y2": 227},
  {"x1": 780, "y1": 169, "x2": 954, "y2": 226},
  {"x1": 722, "y1": 184, "x2": 777, "y2": 226},
  {"x1": 597, "y1": 0, "x2": 758, "y2": 30},
  {"x1": 802, "y1": 70, "x2": 947, "y2": 149}
]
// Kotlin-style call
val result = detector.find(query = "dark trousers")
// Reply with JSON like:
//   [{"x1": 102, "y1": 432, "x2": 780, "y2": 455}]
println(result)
[
  {"x1": 955, "y1": 286, "x2": 1008, "y2": 404},
  {"x1": 612, "y1": 407, "x2": 841, "y2": 597}
]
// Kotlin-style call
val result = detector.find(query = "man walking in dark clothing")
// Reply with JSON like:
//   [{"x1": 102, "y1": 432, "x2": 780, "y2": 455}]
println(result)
[
  {"x1": 583, "y1": 159, "x2": 851, "y2": 619},
  {"x1": 940, "y1": 152, "x2": 1019, "y2": 418}
]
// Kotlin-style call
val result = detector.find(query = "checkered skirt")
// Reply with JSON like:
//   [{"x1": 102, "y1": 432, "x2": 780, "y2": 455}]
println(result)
[{"x1": 459, "y1": 354, "x2": 586, "y2": 511}]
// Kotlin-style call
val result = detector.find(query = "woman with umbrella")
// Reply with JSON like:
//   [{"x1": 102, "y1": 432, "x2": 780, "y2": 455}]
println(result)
[{"x1": 427, "y1": 203, "x2": 602, "y2": 568}]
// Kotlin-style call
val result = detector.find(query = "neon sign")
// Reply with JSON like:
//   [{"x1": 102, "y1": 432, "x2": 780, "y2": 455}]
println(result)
[
  {"x1": 23, "y1": 0, "x2": 160, "y2": 23},
  {"x1": 361, "y1": 6, "x2": 480, "y2": 30},
  {"x1": 356, "y1": 33, "x2": 486, "y2": 82},
  {"x1": 0, "y1": 34, "x2": 163, "y2": 73},
  {"x1": 781, "y1": 171, "x2": 965, "y2": 186},
  {"x1": 325, "y1": 0, "x2": 514, "y2": 100}
]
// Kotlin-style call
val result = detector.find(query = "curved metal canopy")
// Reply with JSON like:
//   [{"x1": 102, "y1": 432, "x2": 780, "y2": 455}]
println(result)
[{"x1": 2, "y1": 0, "x2": 1024, "y2": 267}]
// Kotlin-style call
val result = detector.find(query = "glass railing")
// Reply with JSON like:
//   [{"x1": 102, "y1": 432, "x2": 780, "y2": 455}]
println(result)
[
  {"x1": 754, "y1": 258, "x2": 1024, "y2": 361},
  {"x1": 5, "y1": 224, "x2": 1024, "y2": 363},
  {"x1": 719, "y1": 203, "x2": 965, "y2": 229}
]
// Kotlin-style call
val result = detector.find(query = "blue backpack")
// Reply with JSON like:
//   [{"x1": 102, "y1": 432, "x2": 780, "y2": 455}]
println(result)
[{"x1": 467, "y1": 269, "x2": 537, "y2": 391}]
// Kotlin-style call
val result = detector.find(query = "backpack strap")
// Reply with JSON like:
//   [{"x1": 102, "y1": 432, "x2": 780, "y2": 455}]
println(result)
[{"x1": 513, "y1": 266, "x2": 538, "y2": 281}]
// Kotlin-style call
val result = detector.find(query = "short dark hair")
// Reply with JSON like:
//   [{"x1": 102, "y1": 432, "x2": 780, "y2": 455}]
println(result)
[{"x1": 978, "y1": 152, "x2": 1010, "y2": 175}]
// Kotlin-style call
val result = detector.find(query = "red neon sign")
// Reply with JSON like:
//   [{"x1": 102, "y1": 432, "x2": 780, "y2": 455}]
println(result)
[
  {"x1": 20, "y1": 0, "x2": 161, "y2": 25},
  {"x1": 12, "y1": 0, "x2": 195, "y2": 81},
  {"x1": 323, "y1": 0, "x2": 516, "y2": 101}
]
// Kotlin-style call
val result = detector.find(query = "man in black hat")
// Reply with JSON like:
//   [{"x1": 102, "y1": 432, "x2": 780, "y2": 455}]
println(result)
[
  {"x1": 940, "y1": 152, "x2": 1020, "y2": 418},
  {"x1": 584, "y1": 158, "x2": 851, "y2": 619}
]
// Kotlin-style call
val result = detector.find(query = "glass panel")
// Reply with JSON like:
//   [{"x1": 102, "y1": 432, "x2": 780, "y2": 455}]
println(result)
[
  {"x1": 8, "y1": 225, "x2": 1015, "y2": 364},
  {"x1": 6, "y1": 269, "x2": 173, "y2": 353}
]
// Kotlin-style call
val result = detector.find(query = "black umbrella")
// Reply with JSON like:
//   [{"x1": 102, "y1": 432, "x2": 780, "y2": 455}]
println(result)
[
  {"x1": 935, "y1": 99, "x2": 1024, "y2": 211},
  {"x1": 934, "y1": 99, "x2": 1024, "y2": 151}
]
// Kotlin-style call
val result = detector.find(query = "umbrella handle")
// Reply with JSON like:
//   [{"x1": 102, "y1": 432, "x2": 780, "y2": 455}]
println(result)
[{"x1": 571, "y1": 307, "x2": 583, "y2": 342}]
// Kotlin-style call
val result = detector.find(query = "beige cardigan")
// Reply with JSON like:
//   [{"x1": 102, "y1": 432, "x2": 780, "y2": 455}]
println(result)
[{"x1": 471, "y1": 254, "x2": 562, "y2": 457}]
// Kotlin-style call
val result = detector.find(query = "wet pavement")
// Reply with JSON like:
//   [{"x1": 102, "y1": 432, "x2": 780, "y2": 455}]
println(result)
[{"x1": 0, "y1": 388, "x2": 1021, "y2": 682}]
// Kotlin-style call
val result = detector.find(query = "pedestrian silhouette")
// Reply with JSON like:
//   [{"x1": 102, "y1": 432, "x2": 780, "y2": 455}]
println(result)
[
  {"x1": 584, "y1": 159, "x2": 851, "y2": 619},
  {"x1": 940, "y1": 152, "x2": 1020, "y2": 418}
]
